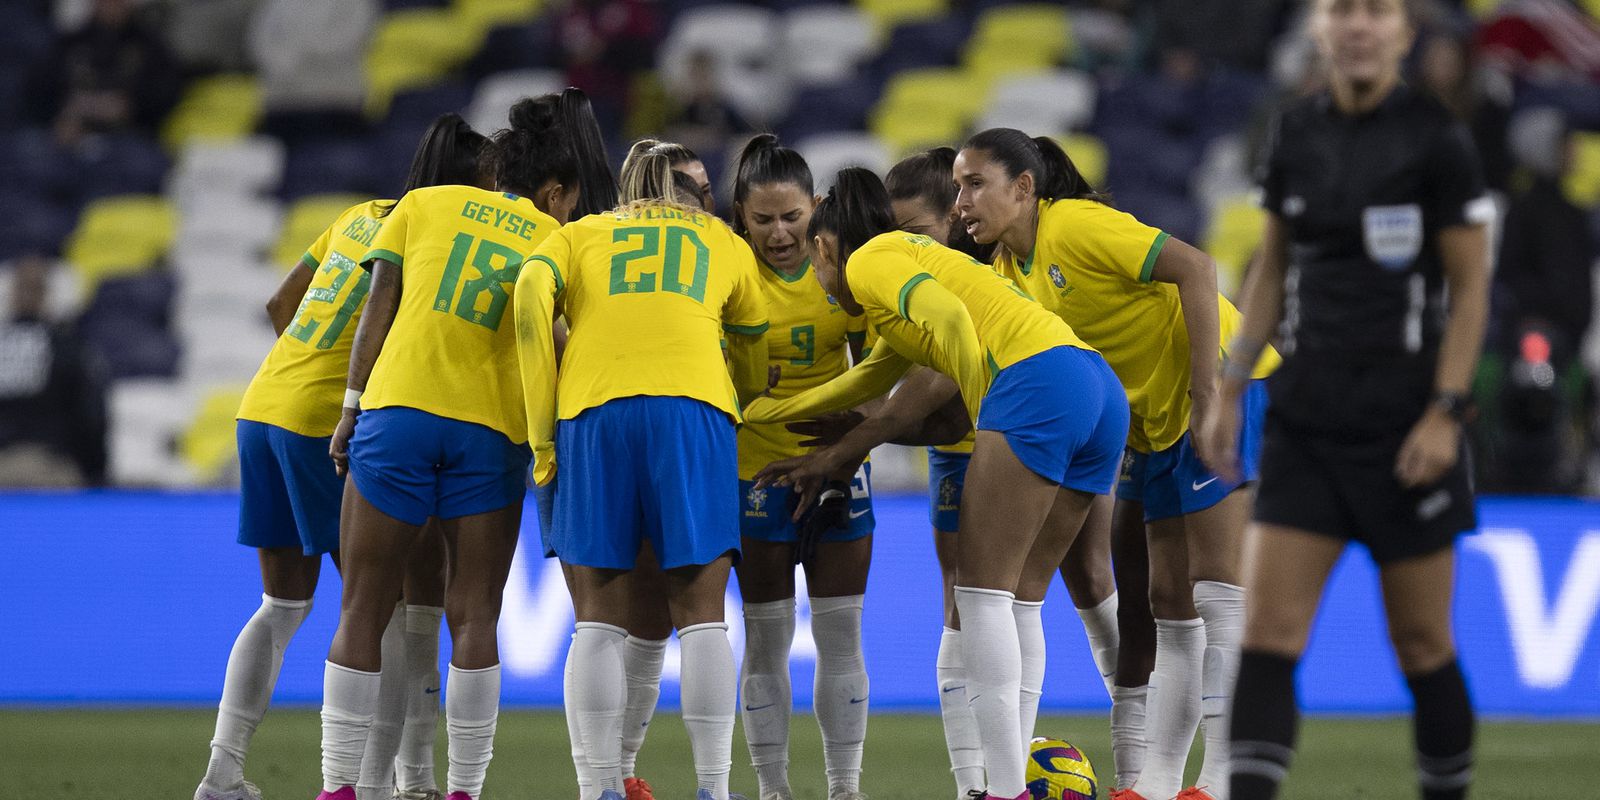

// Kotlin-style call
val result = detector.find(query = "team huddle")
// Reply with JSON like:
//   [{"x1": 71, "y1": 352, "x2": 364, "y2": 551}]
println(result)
[{"x1": 196, "y1": 5, "x2": 1491, "y2": 800}]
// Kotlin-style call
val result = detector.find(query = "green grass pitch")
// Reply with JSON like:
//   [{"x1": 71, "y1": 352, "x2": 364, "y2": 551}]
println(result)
[{"x1": 2, "y1": 710, "x2": 1597, "y2": 799}]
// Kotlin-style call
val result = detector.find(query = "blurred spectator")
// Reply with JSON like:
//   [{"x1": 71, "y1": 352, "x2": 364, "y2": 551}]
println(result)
[
  {"x1": 167, "y1": 0, "x2": 259, "y2": 72},
  {"x1": 248, "y1": 0, "x2": 376, "y2": 144},
  {"x1": 1150, "y1": 0, "x2": 1288, "y2": 72},
  {"x1": 0, "y1": 256, "x2": 108, "y2": 487},
  {"x1": 666, "y1": 49, "x2": 751, "y2": 166},
  {"x1": 25, "y1": 0, "x2": 181, "y2": 148},
  {"x1": 1476, "y1": 0, "x2": 1600, "y2": 84},
  {"x1": 557, "y1": 0, "x2": 660, "y2": 137},
  {"x1": 1417, "y1": 32, "x2": 1514, "y2": 192}
]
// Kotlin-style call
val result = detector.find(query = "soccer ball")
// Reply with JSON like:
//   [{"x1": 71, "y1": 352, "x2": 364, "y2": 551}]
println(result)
[{"x1": 1026, "y1": 736, "x2": 1098, "y2": 800}]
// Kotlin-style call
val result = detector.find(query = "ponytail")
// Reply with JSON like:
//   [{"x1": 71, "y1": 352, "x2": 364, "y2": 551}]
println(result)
[
  {"x1": 732, "y1": 133, "x2": 813, "y2": 236},
  {"x1": 619, "y1": 151, "x2": 678, "y2": 204},
  {"x1": 808, "y1": 167, "x2": 895, "y2": 271},
  {"x1": 962, "y1": 128, "x2": 1108, "y2": 204},
  {"x1": 555, "y1": 88, "x2": 618, "y2": 216},
  {"x1": 486, "y1": 87, "x2": 616, "y2": 215},
  {"x1": 377, "y1": 113, "x2": 486, "y2": 217}
]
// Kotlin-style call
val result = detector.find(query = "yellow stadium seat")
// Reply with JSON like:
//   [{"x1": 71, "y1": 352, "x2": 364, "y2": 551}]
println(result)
[
  {"x1": 63, "y1": 195, "x2": 178, "y2": 293},
  {"x1": 1563, "y1": 132, "x2": 1600, "y2": 207},
  {"x1": 1056, "y1": 132, "x2": 1107, "y2": 189},
  {"x1": 1204, "y1": 195, "x2": 1267, "y2": 298},
  {"x1": 1466, "y1": 0, "x2": 1502, "y2": 16},
  {"x1": 965, "y1": 49, "x2": 1056, "y2": 83},
  {"x1": 160, "y1": 75, "x2": 262, "y2": 152},
  {"x1": 273, "y1": 194, "x2": 372, "y2": 269},
  {"x1": 454, "y1": 0, "x2": 542, "y2": 30},
  {"x1": 967, "y1": 4, "x2": 1072, "y2": 66},
  {"x1": 180, "y1": 385, "x2": 249, "y2": 483},
  {"x1": 855, "y1": 0, "x2": 947, "y2": 31},
  {"x1": 365, "y1": 9, "x2": 489, "y2": 116},
  {"x1": 874, "y1": 113, "x2": 968, "y2": 157},
  {"x1": 870, "y1": 68, "x2": 993, "y2": 155}
]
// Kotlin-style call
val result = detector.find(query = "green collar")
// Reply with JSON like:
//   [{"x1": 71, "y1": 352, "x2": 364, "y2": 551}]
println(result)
[
  {"x1": 1019, "y1": 247, "x2": 1036, "y2": 277},
  {"x1": 762, "y1": 257, "x2": 811, "y2": 283}
]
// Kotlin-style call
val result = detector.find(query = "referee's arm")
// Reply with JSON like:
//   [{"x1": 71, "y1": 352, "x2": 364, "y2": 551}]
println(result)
[{"x1": 1201, "y1": 213, "x2": 1288, "y2": 482}]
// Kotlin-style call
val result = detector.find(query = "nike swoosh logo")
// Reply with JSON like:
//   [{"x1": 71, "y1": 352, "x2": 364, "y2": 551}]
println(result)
[
  {"x1": 424, "y1": 687, "x2": 440, "y2": 694},
  {"x1": 1192, "y1": 476, "x2": 1221, "y2": 491},
  {"x1": 848, "y1": 509, "x2": 869, "y2": 519},
  {"x1": 942, "y1": 685, "x2": 965, "y2": 693},
  {"x1": 849, "y1": 697, "x2": 867, "y2": 704},
  {"x1": 744, "y1": 703, "x2": 775, "y2": 712}
]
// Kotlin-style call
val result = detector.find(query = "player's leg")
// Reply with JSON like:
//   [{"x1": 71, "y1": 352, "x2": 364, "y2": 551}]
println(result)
[
  {"x1": 395, "y1": 521, "x2": 446, "y2": 800},
  {"x1": 1013, "y1": 492, "x2": 1088, "y2": 748},
  {"x1": 1379, "y1": 547, "x2": 1473, "y2": 800},
  {"x1": 803, "y1": 523, "x2": 873, "y2": 800},
  {"x1": 666, "y1": 556, "x2": 740, "y2": 800},
  {"x1": 1109, "y1": 496, "x2": 1154, "y2": 793},
  {"x1": 736, "y1": 536, "x2": 799, "y2": 800},
  {"x1": 1130, "y1": 512, "x2": 1203, "y2": 800},
  {"x1": 930, "y1": 451, "x2": 984, "y2": 799},
  {"x1": 569, "y1": 563, "x2": 639, "y2": 799},
  {"x1": 1058, "y1": 494, "x2": 1119, "y2": 696},
  {"x1": 1180, "y1": 490, "x2": 1251, "y2": 800},
  {"x1": 620, "y1": 542, "x2": 674, "y2": 800}
]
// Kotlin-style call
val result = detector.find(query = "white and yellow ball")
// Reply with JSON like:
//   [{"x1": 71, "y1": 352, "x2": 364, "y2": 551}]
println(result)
[{"x1": 1025, "y1": 736, "x2": 1098, "y2": 800}]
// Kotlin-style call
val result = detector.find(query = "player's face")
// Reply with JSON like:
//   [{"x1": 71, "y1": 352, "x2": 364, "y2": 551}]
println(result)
[
  {"x1": 740, "y1": 182, "x2": 817, "y2": 273},
  {"x1": 1313, "y1": 0, "x2": 1413, "y2": 87},
  {"x1": 953, "y1": 148, "x2": 1030, "y2": 246},
  {"x1": 892, "y1": 197, "x2": 951, "y2": 246},
  {"x1": 674, "y1": 159, "x2": 715, "y2": 214},
  {"x1": 809, "y1": 230, "x2": 861, "y2": 316}
]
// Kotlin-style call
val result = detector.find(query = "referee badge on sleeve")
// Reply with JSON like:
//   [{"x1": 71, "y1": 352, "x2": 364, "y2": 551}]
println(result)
[{"x1": 1362, "y1": 204, "x2": 1423, "y2": 270}]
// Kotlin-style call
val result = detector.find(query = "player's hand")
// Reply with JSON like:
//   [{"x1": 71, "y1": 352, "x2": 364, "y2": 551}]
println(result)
[
  {"x1": 786, "y1": 410, "x2": 866, "y2": 448},
  {"x1": 1396, "y1": 408, "x2": 1460, "y2": 488},
  {"x1": 329, "y1": 408, "x2": 357, "y2": 478},
  {"x1": 766, "y1": 365, "x2": 782, "y2": 394},
  {"x1": 791, "y1": 479, "x2": 851, "y2": 564},
  {"x1": 1193, "y1": 391, "x2": 1241, "y2": 484}
]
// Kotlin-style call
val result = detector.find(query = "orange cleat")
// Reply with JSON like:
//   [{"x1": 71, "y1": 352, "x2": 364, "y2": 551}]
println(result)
[
  {"x1": 624, "y1": 777, "x2": 656, "y2": 800},
  {"x1": 1175, "y1": 788, "x2": 1217, "y2": 800},
  {"x1": 1108, "y1": 790, "x2": 1149, "y2": 800}
]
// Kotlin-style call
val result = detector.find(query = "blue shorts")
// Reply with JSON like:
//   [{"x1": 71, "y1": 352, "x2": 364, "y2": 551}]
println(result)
[
  {"x1": 531, "y1": 478, "x2": 556, "y2": 559},
  {"x1": 927, "y1": 448, "x2": 970, "y2": 532},
  {"x1": 1117, "y1": 379, "x2": 1269, "y2": 522},
  {"x1": 347, "y1": 406, "x2": 531, "y2": 527},
  {"x1": 740, "y1": 462, "x2": 874, "y2": 543},
  {"x1": 975, "y1": 345, "x2": 1128, "y2": 494},
  {"x1": 553, "y1": 395, "x2": 740, "y2": 570},
  {"x1": 236, "y1": 420, "x2": 342, "y2": 555}
]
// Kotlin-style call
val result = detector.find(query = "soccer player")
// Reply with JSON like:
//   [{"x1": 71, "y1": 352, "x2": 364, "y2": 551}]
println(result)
[
  {"x1": 748, "y1": 168, "x2": 1128, "y2": 800},
  {"x1": 315, "y1": 89, "x2": 613, "y2": 800},
  {"x1": 197, "y1": 113, "x2": 487, "y2": 800},
  {"x1": 1198, "y1": 2, "x2": 1491, "y2": 799},
  {"x1": 623, "y1": 138, "x2": 716, "y2": 213},
  {"x1": 514, "y1": 150, "x2": 770, "y2": 800},
  {"x1": 954, "y1": 129, "x2": 1278, "y2": 800},
  {"x1": 729, "y1": 133, "x2": 874, "y2": 800}
]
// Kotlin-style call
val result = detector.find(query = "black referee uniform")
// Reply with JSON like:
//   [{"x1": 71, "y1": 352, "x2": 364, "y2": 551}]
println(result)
[{"x1": 1252, "y1": 84, "x2": 1493, "y2": 562}]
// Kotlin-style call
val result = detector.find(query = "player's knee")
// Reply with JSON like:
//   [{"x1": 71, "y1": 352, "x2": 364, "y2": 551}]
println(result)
[
  {"x1": 1242, "y1": 608, "x2": 1311, "y2": 657},
  {"x1": 1389, "y1": 622, "x2": 1455, "y2": 674},
  {"x1": 1147, "y1": 574, "x2": 1196, "y2": 619}
]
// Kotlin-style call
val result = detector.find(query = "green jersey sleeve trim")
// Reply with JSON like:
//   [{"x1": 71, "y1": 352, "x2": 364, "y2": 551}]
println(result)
[
  {"x1": 897, "y1": 272, "x2": 935, "y2": 319},
  {"x1": 526, "y1": 254, "x2": 564, "y2": 293},
  {"x1": 724, "y1": 321, "x2": 770, "y2": 336},
  {"x1": 1138, "y1": 231, "x2": 1170, "y2": 283},
  {"x1": 363, "y1": 248, "x2": 404, "y2": 269},
  {"x1": 299, "y1": 251, "x2": 321, "y2": 270}
]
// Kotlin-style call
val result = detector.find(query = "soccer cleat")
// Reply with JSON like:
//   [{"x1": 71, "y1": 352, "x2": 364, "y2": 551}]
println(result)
[
  {"x1": 394, "y1": 791, "x2": 441, "y2": 800},
  {"x1": 964, "y1": 791, "x2": 1027, "y2": 800},
  {"x1": 1108, "y1": 790, "x2": 1149, "y2": 800},
  {"x1": 1176, "y1": 788, "x2": 1217, "y2": 800},
  {"x1": 625, "y1": 776, "x2": 658, "y2": 800},
  {"x1": 829, "y1": 792, "x2": 868, "y2": 800},
  {"x1": 758, "y1": 790, "x2": 794, "y2": 800},
  {"x1": 445, "y1": 793, "x2": 476, "y2": 800},
  {"x1": 194, "y1": 782, "x2": 262, "y2": 800},
  {"x1": 696, "y1": 791, "x2": 750, "y2": 800},
  {"x1": 316, "y1": 789, "x2": 357, "y2": 800}
]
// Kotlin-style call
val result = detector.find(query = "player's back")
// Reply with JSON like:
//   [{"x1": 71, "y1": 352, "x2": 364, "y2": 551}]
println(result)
[{"x1": 538, "y1": 203, "x2": 768, "y2": 422}]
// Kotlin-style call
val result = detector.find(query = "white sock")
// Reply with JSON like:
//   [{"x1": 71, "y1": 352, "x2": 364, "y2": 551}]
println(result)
[
  {"x1": 1110, "y1": 685, "x2": 1148, "y2": 790},
  {"x1": 571, "y1": 623, "x2": 627, "y2": 796},
  {"x1": 680, "y1": 622, "x2": 737, "y2": 800},
  {"x1": 1194, "y1": 581, "x2": 1245, "y2": 799},
  {"x1": 740, "y1": 597, "x2": 795, "y2": 796},
  {"x1": 810, "y1": 595, "x2": 869, "y2": 796},
  {"x1": 1131, "y1": 617, "x2": 1206, "y2": 800},
  {"x1": 565, "y1": 633, "x2": 596, "y2": 798},
  {"x1": 357, "y1": 605, "x2": 407, "y2": 800},
  {"x1": 321, "y1": 661, "x2": 382, "y2": 791},
  {"x1": 621, "y1": 636, "x2": 668, "y2": 779},
  {"x1": 954, "y1": 586, "x2": 1025, "y2": 799},
  {"x1": 445, "y1": 663, "x2": 501, "y2": 798},
  {"x1": 936, "y1": 627, "x2": 985, "y2": 797},
  {"x1": 204, "y1": 594, "x2": 311, "y2": 789},
  {"x1": 1075, "y1": 592, "x2": 1120, "y2": 699},
  {"x1": 1013, "y1": 600, "x2": 1046, "y2": 750},
  {"x1": 396, "y1": 605, "x2": 444, "y2": 794}
]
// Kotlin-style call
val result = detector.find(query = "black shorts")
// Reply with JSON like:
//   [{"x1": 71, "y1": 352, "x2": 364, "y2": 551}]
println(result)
[{"x1": 1253, "y1": 415, "x2": 1476, "y2": 564}]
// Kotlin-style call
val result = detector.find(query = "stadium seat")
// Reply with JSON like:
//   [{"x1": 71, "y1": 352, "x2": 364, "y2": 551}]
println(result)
[
  {"x1": 75, "y1": 135, "x2": 171, "y2": 201},
  {"x1": 1056, "y1": 132, "x2": 1107, "y2": 189},
  {"x1": 386, "y1": 80, "x2": 478, "y2": 134},
  {"x1": 781, "y1": 80, "x2": 883, "y2": 141},
  {"x1": 0, "y1": 256, "x2": 84, "y2": 321},
  {"x1": 454, "y1": 0, "x2": 543, "y2": 31},
  {"x1": 179, "y1": 385, "x2": 250, "y2": 484},
  {"x1": 658, "y1": 5, "x2": 791, "y2": 122},
  {"x1": 80, "y1": 271, "x2": 182, "y2": 380},
  {"x1": 160, "y1": 75, "x2": 264, "y2": 152},
  {"x1": 167, "y1": 138, "x2": 287, "y2": 200},
  {"x1": 1203, "y1": 194, "x2": 1265, "y2": 297},
  {"x1": 870, "y1": 68, "x2": 991, "y2": 155},
  {"x1": 978, "y1": 69, "x2": 1097, "y2": 135},
  {"x1": 466, "y1": 19, "x2": 560, "y2": 78},
  {"x1": 109, "y1": 379, "x2": 197, "y2": 487},
  {"x1": 965, "y1": 4, "x2": 1071, "y2": 72},
  {"x1": 280, "y1": 137, "x2": 388, "y2": 200},
  {"x1": 868, "y1": 16, "x2": 969, "y2": 81},
  {"x1": 177, "y1": 195, "x2": 284, "y2": 255},
  {"x1": 0, "y1": 193, "x2": 77, "y2": 261},
  {"x1": 365, "y1": 8, "x2": 488, "y2": 117},
  {"x1": 798, "y1": 132, "x2": 893, "y2": 190},
  {"x1": 784, "y1": 5, "x2": 881, "y2": 87},
  {"x1": 63, "y1": 196, "x2": 179, "y2": 293},
  {"x1": 1115, "y1": 187, "x2": 1201, "y2": 245},
  {"x1": 273, "y1": 194, "x2": 372, "y2": 269},
  {"x1": 1563, "y1": 131, "x2": 1600, "y2": 207},
  {"x1": 467, "y1": 69, "x2": 567, "y2": 135},
  {"x1": 855, "y1": 0, "x2": 948, "y2": 31}
]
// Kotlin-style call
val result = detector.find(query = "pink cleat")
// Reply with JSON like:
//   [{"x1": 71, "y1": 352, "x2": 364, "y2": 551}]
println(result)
[
  {"x1": 314, "y1": 789, "x2": 355, "y2": 800},
  {"x1": 446, "y1": 793, "x2": 475, "y2": 800}
]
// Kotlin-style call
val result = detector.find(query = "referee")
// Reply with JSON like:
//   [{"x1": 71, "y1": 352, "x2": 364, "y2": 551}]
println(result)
[{"x1": 1196, "y1": 1, "x2": 1492, "y2": 799}]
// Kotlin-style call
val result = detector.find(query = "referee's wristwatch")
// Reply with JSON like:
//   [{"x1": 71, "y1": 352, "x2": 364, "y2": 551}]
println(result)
[{"x1": 1430, "y1": 391, "x2": 1471, "y2": 423}]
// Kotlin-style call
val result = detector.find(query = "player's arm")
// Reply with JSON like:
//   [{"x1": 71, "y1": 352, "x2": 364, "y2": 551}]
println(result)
[
  {"x1": 900, "y1": 277, "x2": 986, "y2": 428},
  {"x1": 1149, "y1": 236, "x2": 1223, "y2": 408},
  {"x1": 329, "y1": 259, "x2": 400, "y2": 476},
  {"x1": 265, "y1": 262, "x2": 314, "y2": 336},
  {"x1": 744, "y1": 343, "x2": 912, "y2": 424},
  {"x1": 515, "y1": 254, "x2": 562, "y2": 485}
]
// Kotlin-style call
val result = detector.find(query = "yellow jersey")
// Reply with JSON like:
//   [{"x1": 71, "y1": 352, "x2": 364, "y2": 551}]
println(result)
[
  {"x1": 737, "y1": 259, "x2": 868, "y2": 479},
  {"x1": 745, "y1": 232, "x2": 1089, "y2": 429},
  {"x1": 237, "y1": 199, "x2": 386, "y2": 437},
  {"x1": 360, "y1": 185, "x2": 557, "y2": 443},
  {"x1": 994, "y1": 199, "x2": 1279, "y2": 452}
]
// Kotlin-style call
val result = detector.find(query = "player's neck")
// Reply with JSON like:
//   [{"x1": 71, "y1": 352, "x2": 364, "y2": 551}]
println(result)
[
  {"x1": 1329, "y1": 72, "x2": 1399, "y2": 116},
  {"x1": 999, "y1": 203, "x2": 1040, "y2": 266}
]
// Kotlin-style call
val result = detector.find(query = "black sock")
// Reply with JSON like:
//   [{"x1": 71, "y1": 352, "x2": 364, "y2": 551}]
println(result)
[
  {"x1": 1407, "y1": 659, "x2": 1474, "y2": 800},
  {"x1": 1230, "y1": 649, "x2": 1300, "y2": 800}
]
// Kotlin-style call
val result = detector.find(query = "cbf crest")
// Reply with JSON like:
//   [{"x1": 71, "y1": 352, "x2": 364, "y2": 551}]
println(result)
[
  {"x1": 745, "y1": 485, "x2": 768, "y2": 515},
  {"x1": 938, "y1": 476, "x2": 961, "y2": 508},
  {"x1": 1048, "y1": 263, "x2": 1067, "y2": 289}
]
